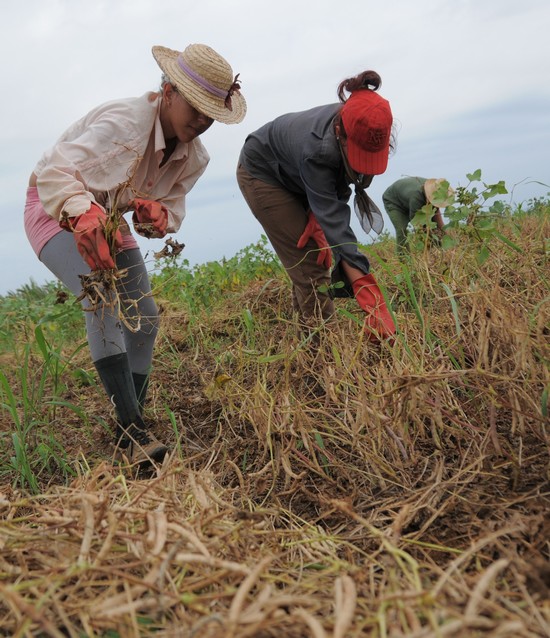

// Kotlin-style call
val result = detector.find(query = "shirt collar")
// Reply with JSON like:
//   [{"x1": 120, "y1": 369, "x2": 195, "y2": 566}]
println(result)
[{"x1": 154, "y1": 97, "x2": 189, "y2": 162}]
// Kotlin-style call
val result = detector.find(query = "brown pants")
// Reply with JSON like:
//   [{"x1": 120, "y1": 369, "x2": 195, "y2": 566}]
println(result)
[{"x1": 237, "y1": 163, "x2": 334, "y2": 320}]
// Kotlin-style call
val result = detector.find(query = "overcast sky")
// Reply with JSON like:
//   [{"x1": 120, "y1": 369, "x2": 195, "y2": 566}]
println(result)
[{"x1": 1, "y1": 0, "x2": 549, "y2": 295}]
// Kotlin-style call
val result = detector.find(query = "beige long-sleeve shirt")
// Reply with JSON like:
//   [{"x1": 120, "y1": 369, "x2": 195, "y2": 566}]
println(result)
[{"x1": 33, "y1": 92, "x2": 210, "y2": 233}]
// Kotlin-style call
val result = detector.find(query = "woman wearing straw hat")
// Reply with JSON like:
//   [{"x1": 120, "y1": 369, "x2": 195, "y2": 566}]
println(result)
[
  {"x1": 236, "y1": 70, "x2": 396, "y2": 342},
  {"x1": 382, "y1": 177, "x2": 454, "y2": 255},
  {"x1": 24, "y1": 43, "x2": 246, "y2": 466}
]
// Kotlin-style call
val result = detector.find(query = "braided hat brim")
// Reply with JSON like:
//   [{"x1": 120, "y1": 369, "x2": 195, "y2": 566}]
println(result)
[
  {"x1": 152, "y1": 45, "x2": 246, "y2": 125},
  {"x1": 424, "y1": 178, "x2": 455, "y2": 208}
]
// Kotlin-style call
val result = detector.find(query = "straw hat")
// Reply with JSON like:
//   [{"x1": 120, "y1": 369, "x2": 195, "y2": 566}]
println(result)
[
  {"x1": 152, "y1": 44, "x2": 246, "y2": 124},
  {"x1": 424, "y1": 178, "x2": 454, "y2": 208}
]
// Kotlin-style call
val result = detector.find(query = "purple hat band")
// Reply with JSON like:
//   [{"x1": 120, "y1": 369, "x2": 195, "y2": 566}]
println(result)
[{"x1": 177, "y1": 55, "x2": 227, "y2": 99}]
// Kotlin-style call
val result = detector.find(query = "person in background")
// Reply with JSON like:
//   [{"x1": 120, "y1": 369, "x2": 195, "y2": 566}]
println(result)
[
  {"x1": 382, "y1": 177, "x2": 454, "y2": 255},
  {"x1": 236, "y1": 69, "x2": 396, "y2": 342},
  {"x1": 24, "y1": 43, "x2": 246, "y2": 465}
]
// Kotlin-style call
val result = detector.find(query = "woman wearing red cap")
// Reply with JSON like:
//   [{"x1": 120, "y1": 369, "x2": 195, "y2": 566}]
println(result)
[{"x1": 237, "y1": 70, "x2": 396, "y2": 342}]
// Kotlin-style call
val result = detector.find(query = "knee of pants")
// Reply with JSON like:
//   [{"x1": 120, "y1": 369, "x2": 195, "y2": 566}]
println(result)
[
  {"x1": 132, "y1": 298, "x2": 160, "y2": 338},
  {"x1": 385, "y1": 206, "x2": 409, "y2": 234},
  {"x1": 292, "y1": 275, "x2": 334, "y2": 319},
  {"x1": 141, "y1": 314, "x2": 160, "y2": 339}
]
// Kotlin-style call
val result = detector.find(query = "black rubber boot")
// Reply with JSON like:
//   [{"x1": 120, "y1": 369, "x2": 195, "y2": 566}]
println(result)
[
  {"x1": 94, "y1": 354, "x2": 168, "y2": 465},
  {"x1": 116, "y1": 422, "x2": 169, "y2": 466},
  {"x1": 132, "y1": 372, "x2": 149, "y2": 413},
  {"x1": 94, "y1": 353, "x2": 141, "y2": 429}
]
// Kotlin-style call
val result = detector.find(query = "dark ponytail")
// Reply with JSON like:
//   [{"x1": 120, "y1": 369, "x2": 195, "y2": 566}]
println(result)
[{"x1": 337, "y1": 70, "x2": 382, "y2": 103}]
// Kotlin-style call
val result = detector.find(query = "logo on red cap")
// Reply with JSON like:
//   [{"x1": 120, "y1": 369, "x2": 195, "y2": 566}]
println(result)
[{"x1": 341, "y1": 90, "x2": 392, "y2": 175}]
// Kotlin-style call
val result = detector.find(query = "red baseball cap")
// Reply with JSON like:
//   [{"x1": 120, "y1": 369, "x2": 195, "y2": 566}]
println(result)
[{"x1": 340, "y1": 90, "x2": 392, "y2": 175}]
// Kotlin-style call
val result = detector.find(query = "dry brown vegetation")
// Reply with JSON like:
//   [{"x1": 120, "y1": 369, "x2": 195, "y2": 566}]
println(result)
[{"x1": 0, "y1": 211, "x2": 549, "y2": 637}]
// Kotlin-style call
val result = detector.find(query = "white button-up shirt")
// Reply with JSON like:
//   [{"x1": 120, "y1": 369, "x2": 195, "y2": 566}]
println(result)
[{"x1": 34, "y1": 92, "x2": 210, "y2": 233}]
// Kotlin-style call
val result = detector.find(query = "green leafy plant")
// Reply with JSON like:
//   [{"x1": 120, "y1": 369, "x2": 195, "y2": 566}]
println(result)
[
  {"x1": 0, "y1": 316, "x2": 89, "y2": 490},
  {"x1": 438, "y1": 169, "x2": 511, "y2": 262},
  {"x1": 0, "y1": 344, "x2": 78, "y2": 492}
]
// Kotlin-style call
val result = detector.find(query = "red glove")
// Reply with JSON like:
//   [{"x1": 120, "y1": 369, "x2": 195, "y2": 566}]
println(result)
[
  {"x1": 62, "y1": 203, "x2": 122, "y2": 270},
  {"x1": 130, "y1": 198, "x2": 168, "y2": 238},
  {"x1": 297, "y1": 210, "x2": 332, "y2": 269},
  {"x1": 352, "y1": 274, "x2": 396, "y2": 343}
]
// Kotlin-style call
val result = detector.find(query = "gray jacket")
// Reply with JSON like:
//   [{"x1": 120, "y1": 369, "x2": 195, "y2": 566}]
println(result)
[{"x1": 239, "y1": 103, "x2": 372, "y2": 291}]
